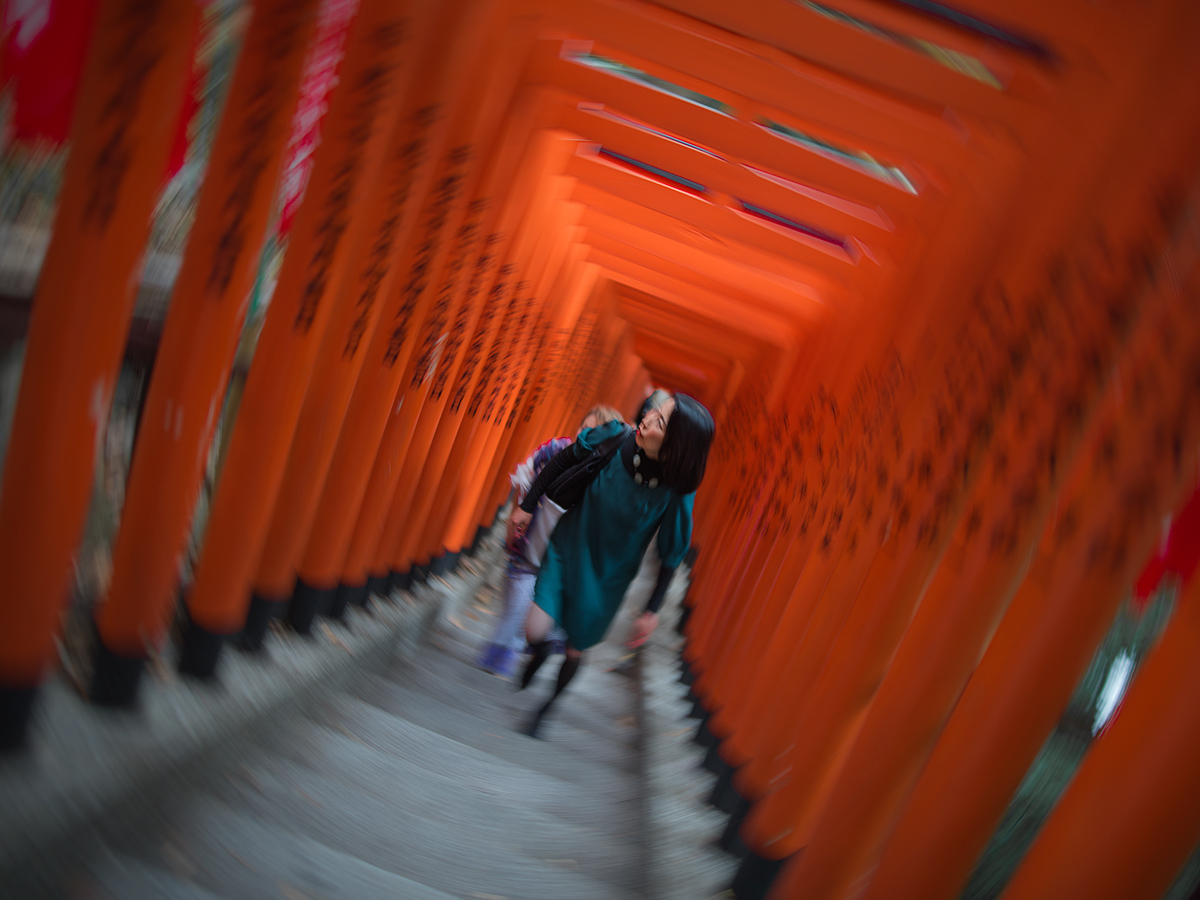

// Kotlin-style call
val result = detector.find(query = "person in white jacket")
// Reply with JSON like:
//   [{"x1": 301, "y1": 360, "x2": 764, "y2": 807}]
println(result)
[{"x1": 477, "y1": 405, "x2": 625, "y2": 677}]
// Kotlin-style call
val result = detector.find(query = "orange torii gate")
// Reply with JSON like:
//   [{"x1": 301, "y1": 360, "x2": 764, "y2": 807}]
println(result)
[{"x1": 3, "y1": 2, "x2": 1200, "y2": 899}]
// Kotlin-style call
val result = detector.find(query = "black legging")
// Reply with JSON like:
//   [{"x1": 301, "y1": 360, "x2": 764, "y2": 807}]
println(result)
[{"x1": 519, "y1": 642, "x2": 583, "y2": 737}]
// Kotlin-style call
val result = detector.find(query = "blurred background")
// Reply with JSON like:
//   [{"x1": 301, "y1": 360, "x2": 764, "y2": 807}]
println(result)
[{"x1": 1, "y1": 1, "x2": 1200, "y2": 899}]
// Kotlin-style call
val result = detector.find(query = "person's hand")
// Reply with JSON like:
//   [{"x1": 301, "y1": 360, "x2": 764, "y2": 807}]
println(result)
[
  {"x1": 627, "y1": 611, "x2": 659, "y2": 648},
  {"x1": 508, "y1": 506, "x2": 533, "y2": 549}
]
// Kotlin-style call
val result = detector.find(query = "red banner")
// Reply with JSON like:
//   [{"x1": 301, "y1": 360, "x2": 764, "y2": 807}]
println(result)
[
  {"x1": 274, "y1": 0, "x2": 358, "y2": 236},
  {"x1": 1134, "y1": 483, "x2": 1200, "y2": 605},
  {"x1": 164, "y1": 15, "x2": 203, "y2": 180},
  {"x1": 3, "y1": 0, "x2": 200, "y2": 186},
  {"x1": 2, "y1": 0, "x2": 100, "y2": 144}
]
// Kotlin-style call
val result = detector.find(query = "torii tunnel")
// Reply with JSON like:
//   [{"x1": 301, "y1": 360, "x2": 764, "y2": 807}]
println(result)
[{"x1": 3, "y1": 0, "x2": 1200, "y2": 898}]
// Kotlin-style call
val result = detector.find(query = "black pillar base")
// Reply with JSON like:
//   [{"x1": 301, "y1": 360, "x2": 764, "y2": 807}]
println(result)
[
  {"x1": 440, "y1": 550, "x2": 461, "y2": 574},
  {"x1": 704, "y1": 740, "x2": 732, "y2": 777},
  {"x1": 427, "y1": 552, "x2": 448, "y2": 577},
  {"x1": 0, "y1": 684, "x2": 37, "y2": 753},
  {"x1": 285, "y1": 582, "x2": 322, "y2": 635},
  {"x1": 389, "y1": 568, "x2": 412, "y2": 592},
  {"x1": 731, "y1": 848, "x2": 793, "y2": 900},
  {"x1": 688, "y1": 696, "x2": 707, "y2": 719},
  {"x1": 365, "y1": 573, "x2": 389, "y2": 600},
  {"x1": 178, "y1": 616, "x2": 225, "y2": 680},
  {"x1": 89, "y1": 627, "x2": 146, "y2": 708},
  {"x1": 675, "y1": 601, "x2": 693, "y2": 635},
  {"x1": 710, "y1": 764, "x2": 746, "y2": 814},
  {"x1": 298, "y1": 579, "x2": 339, "y2": 625},
  {"x1": 468, "y1": 523, "x2": 487, "y2": 555},
  {"x1": 679, "y1": 663, "x2": 694, "y2": 686},
  {"x1": 411, "y1": 564, "x2": 430, "y2": 584},
  {"x1": 337, "y1": 580, "x2": 369, "y2": 613},
  {"x1": 693, "y1": 713, "x2": 716, "y2": 747},
  {"x1": 720, "y1": 795, "x2": 753, "y2": 855},
  {"x1": 237, "y1": 593, "x2": 284, "y2": 653}
]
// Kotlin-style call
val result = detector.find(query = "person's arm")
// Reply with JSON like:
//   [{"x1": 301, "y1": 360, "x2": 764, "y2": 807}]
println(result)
[
  {"x1": 512, "y1": 422, "x2": 622, "y2": 538},
  {"x1": 630, "y1": 493, "x2": 695, "y2": 648},
  {"x1": 511, "y1": 438, "x2": 568, "y2": 505},
  {"x1": 518, "y1": 444, "x2": 576, "y2": 513},
  {"x1": 510, "y1": 438, "x2": 583, "y2": 540},
  {"x1": 626, "y1": 565, "x2": 674, "y2": 647},
  {"x1": 509, "y1": 451, "x2": 540, "y2": 504}
]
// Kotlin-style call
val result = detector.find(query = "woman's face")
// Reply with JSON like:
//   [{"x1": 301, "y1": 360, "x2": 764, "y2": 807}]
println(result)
[
  {"x1": 637, "y1": 397, "x2": 674, "y2": 459},
  {"x1": 578, "y1": 414, "x2": 600, "y2": 435}
]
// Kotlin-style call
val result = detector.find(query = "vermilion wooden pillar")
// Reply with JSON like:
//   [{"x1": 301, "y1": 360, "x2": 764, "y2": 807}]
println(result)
[
  {"x1": 684, "y1": 311, "x2": 874, "y2": 775},
  {"x1": 756, "y1": 46, "x2": 1196, "y2": 900},
  {"x1": 0, "y1": 0, "x2": 196, "y2": 747},
  {"x1": 352, "y1": 166, "x2": 554, "y2": 585},
  {"x1": 700, "y1": 118, "x2": 1016, "y2": 816},
  {"x1": 236, "y1": 0, "x2": 447, "y2": 638},
  {"x1": 277, "y1": 0, "x2": 512, "y2": 608},
  {"x1": 351, "y1": 34, "x2": 543, "y2": 588},
  {"x1": 384, "y1": 231, "x2": 588, "y2": 578},
  {"x1": 465, "y1": 227, "x2": 597, "y2": 543},
  {"x1": 483, "y1": 250, "x2": 617, "y2": 514},
  {"x1": 410, "y1": 260, "x2": 529, "y2": 571},
  {"x1": 370, "y1": 211, "x2": 509, "y2": 581},
  {"x1": 92, "y1": 0, "x2": 322, "y2": 698},
  {"x1": 392, "y1": 249, "x2": 522, "y2": 579},
  {"x1": 445, "y1": 196, "x2": 585, "y2": 561},
  {"x1": 1000, "y1": 528, "x2": 1200, "y2": 900},
  {"x1": 400, "y1": 199, "x2": 588, "y2": 571},
  {"x1": 863, "y1": 207, "x2": 1200, "y2": 900},
  {"x1": 181, "y1": 0, "x2": 416, "y2": 667},
  {"x1": 276, "y1": 0, "x2": 533, "y2": 631},
  {"x1": 415, "y1": 150, "x2": 575, "y2": 568},
  {"x1": 733, "y1": 269, "x2": 1073, "y2": 891},
  {"x1": 469, "y1": 250, "x2": 615, "y2": 540},
  {"x1": 769, "y1": 233, "x2": 1180, "y2": 900},
  {"x1": 414, "y1": 255, "x2": 599, "y2": 572}
]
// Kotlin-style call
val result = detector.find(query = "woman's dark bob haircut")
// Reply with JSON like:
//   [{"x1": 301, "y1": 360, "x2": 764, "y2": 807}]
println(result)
[
  {"x1": 637, "y1": 388, "x2": 672, "y2": 424},
  {"x1": 660, "y1": 393, "x2": 715, "y2": 495}
]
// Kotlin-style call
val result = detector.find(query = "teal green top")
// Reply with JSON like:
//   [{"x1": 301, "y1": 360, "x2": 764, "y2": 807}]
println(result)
[{"x1": 532, "y1": 420, "x2": 695, "y2": 650}]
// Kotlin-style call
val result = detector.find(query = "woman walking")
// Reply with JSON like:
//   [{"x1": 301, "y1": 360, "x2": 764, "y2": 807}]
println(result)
[
  {"x1": 510, "y1": 393, "x2": 715, "y2": 737},
  {"x1": 477, "y1": 406, "x2": 625, "y2": 677}
]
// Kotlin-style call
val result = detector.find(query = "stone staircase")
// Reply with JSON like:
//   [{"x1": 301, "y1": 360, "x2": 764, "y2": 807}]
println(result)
[
  {"x1": 18, "y1": 529, "x2": 649, "y2": 900},
  {"x1": 3, "y1": 514, "x2": 745, "y2": 900}
]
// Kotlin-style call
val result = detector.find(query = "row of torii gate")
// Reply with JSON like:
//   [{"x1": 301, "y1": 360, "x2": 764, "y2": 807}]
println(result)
[{"x1": 3, "y1": 0, "x2": 1200, "y2": 899}]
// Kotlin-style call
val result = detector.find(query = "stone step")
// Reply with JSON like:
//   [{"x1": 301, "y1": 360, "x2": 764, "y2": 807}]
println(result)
[
  {"x1": 311, "y1": 686, "x2": 638, "y2": 831},
  {"x1": 66, "y1": 852, "x2": 230, "y2": 900},
  {"x1": 269, "y1": 704, "x2": 634, "y2": 841},
  {"x1": 79, "y1": 793, "x2": 467, "y2": 900},
  {"x1": 354, "y1": 646, "x2": 638, "y2": 775},
  {"x1": 213, "y1": 719, "x2": 641, "y2": 896},
  {"x1": 204, "y1": 724, "x2": 630, "y2": 900},
  {"x1": 21, "y1": 530, "x2": 649, "y2": 900}
]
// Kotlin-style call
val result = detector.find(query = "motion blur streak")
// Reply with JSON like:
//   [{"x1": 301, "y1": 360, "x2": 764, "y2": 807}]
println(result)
[{"x1": 1, "y1": 2, "x2": 1200, "y2": 900}]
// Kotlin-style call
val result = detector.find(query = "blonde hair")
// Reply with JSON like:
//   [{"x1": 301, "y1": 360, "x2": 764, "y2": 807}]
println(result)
[{"x1": 583, "y1": 405, "x2": 625, "y2": 427}]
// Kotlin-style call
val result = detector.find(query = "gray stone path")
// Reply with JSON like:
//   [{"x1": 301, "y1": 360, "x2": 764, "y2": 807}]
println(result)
[
  {"x1": 1, "y1": 515, "x2": 745, "y2": 900},
  {"x1": 15, "y1": 530, "x2": 647, "y2": 900}
]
